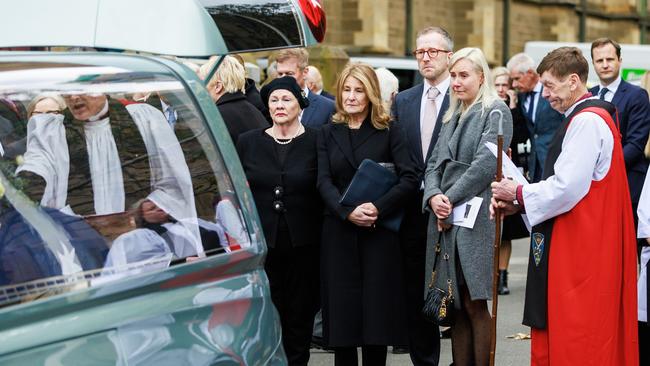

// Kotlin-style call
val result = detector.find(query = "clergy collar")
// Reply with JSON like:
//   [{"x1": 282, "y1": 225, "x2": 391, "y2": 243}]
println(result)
[
  {"x1": 87, "y1": 100, "x2": 110, "y2": 122},
  {"x1": 563, "y1": 94, "x2": 597, "y2": 117}
]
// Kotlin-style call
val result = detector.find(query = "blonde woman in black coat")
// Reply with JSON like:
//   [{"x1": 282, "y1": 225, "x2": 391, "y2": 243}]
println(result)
[{"x1": 317, "y1": 63, "x2": 419, "y2": 366}]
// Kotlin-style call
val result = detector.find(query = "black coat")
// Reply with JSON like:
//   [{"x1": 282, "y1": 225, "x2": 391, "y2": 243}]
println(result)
[
  {"x1": 236, "y1": 127, "x2": 321, "y2": 248},
  {"x1": 244, "y1": 78, "x2": 267, "y2": 115},
  {"x1": 216, "y1": 92, "x2": 269, "y2": 144},
  {"x1": 317, "y1": 118, "x2": 419, "y2": 346}
]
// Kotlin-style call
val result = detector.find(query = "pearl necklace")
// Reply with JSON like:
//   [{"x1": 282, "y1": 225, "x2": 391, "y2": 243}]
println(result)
[{"x1": 271, "y1": 124, "x2": 302, "y2": 145}]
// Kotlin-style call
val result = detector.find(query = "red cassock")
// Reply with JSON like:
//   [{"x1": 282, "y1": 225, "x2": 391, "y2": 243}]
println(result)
[{"x1": 531, "y1": 106, "x2": 639, "y2": 365}]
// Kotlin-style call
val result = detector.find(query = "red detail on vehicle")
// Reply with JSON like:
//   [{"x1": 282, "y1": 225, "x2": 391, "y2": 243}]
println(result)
[{"x1": 298, "y1": 0, "x2": 326, "y2": 42}]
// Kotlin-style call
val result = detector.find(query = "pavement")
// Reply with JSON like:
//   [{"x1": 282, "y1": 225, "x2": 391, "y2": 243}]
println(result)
[{"x1": 309, "y1": 237, "x2": 532, "y2": 365}]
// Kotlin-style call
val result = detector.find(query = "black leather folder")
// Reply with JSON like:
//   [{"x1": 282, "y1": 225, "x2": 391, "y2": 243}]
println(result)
[{"x1": 339, "y1": 159, "x2": 404, "y2": 232}]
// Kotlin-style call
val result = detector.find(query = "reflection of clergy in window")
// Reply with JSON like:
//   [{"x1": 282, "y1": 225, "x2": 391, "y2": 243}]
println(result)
[{"x1": 16, "y1": 94, "x2": 203, "y2": 260}]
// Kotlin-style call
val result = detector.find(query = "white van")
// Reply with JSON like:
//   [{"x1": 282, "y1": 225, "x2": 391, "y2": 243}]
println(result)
[{"x1": 524, "y1": 41, "x2": 650, "y2": 86}]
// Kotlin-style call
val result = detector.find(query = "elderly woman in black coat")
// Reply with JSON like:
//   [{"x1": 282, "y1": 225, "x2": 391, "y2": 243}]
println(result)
[
  {"x1": 317, "y1": 63, "x2": 419, "y2": 366},
  {"x1": 236, "y1": 76, "x2": 321, "y2": 366}
]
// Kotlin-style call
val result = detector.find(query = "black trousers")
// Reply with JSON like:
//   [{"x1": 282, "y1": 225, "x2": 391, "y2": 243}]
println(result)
[
  {"x1": 399, "y1": 192, "x2": 441, "y2": 366},
  {"x1": 640, "y1": 321, "x2": 650, "y2": 365},
  {"x1": 335, "y1": 345, "x2": 387, "y2": 366},
  {"x1": 265, "y1": 245, "x2": 319, "y2": 366}
]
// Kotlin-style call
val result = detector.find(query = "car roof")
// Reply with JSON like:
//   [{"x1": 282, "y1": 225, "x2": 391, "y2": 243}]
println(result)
[
  {"x1": 0, "y1": 0, "x2": 229, "y2": 57},
  {"x1": 0, "y1": 0, "x2": 324, "y2": 57}
]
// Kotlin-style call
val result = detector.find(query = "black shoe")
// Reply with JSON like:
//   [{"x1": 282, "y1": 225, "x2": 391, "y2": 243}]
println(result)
[
  {"x1": 498, "y1": 270, "x2": 510, "y2": 295},
  {"x1": 392, "y1": 345, "x2": 409, "y2": 354}
]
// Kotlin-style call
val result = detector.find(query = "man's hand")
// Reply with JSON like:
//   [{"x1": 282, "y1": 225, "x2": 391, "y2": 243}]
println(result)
[
  {"x1": 489, "y1": 197, "x2": 520, "y2": 220},
  {"x1": 491, "y1": 179, "x2": 518, "y2": 202},
  {"x1": 506, "y1": 89, "x2": 517, "y2": 109},
  {"x1": 141, "y1": 200, "x2": 169, "y2": 224},
  {"x1": 347, "y1": 204, "x2": 378, "y2": 227},
  {"x1": 429, "y1": 194, "x2": 453, "y2": 219}
]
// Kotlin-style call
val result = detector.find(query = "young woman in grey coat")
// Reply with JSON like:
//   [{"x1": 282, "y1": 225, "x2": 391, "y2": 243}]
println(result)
[{"x1": 422, "y1": 47, "x2": 513, "y2": 366}]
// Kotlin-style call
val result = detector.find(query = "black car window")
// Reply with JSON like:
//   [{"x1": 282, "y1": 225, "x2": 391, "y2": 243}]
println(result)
[{"x1": 201, "y1": 0, "x2": 304, "y2": 53}]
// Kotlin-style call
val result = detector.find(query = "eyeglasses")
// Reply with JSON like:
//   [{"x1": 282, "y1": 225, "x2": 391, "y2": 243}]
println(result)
[{"x1": 412, "y1": 48, "x2": 451, "y2": 59}]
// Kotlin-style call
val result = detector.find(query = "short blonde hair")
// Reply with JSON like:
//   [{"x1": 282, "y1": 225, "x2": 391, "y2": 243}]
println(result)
[
  {"x1": 332, "y1": 63, "x2": 391, "y2": 130},
  {"x1": 443, "y1": 47, "x2": 500, "y2": 123},
  {"x1": 200, "y1": 55, "x2": 245, "y2": 94},
  {"x1": 491, "y1": 66, "x2": 510, "y2": 84},
  {"x1": 27, "y1": 93, "x2": 66, "y2": 118},
  {"x1": 273, "y1": 48, "x2": 309, "y2": 70}
]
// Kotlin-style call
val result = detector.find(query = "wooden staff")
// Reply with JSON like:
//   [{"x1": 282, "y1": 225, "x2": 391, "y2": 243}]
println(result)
[{"x1": 489, "y1": 109, "x2": 504, "y2": 366}]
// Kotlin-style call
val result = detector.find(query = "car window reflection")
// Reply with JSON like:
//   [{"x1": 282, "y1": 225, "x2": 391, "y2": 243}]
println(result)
[{"x1": 0, "y1": 63, "x2": 251, "y2": 307}]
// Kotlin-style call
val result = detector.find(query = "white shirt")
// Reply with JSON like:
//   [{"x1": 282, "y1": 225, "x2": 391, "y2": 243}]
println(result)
[
  {"x1": 639, "y1": 168, "x2": 650, "y2": 239},
  {"x1": 522, "y1": 97, "x2": 614, "y2": 226},
  {"x1": 638, "y1": 152, "x2": 650, "y2": 322},
  {"x1": 419, "y1": 76, "x2": 450, "y2": 130},
  {"x1": 597, "y1": 76, "x2": 622, "y2": 102}
]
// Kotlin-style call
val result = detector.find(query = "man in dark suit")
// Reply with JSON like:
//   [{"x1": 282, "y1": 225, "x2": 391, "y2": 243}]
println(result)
[
  {"x1": 274, "y1": 48, "x2": 335, "y2": 128},
  {"x1": 306, "y1": 65, "x2": 335, "y2": 100},
  {"x1": 391, "y1": 26, "x2": 454, "y2": 366},
  {"x1": 506, "y1": 53, "x2": 563, "y2": 182},
  {"x1": 590, "y1": 38, "x2": 650, "y2": 243}
]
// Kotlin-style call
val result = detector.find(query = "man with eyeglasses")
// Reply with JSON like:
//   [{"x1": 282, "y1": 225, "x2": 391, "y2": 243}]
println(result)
[
  {"x1": 506, "y1": 53, "x2": 563, "y2": 183},
  {"x1": 390, "y1": 26, "x2": 453, "y2": 366}
]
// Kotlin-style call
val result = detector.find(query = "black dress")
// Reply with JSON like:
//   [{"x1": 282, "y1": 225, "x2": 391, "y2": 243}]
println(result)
[
  {"x1": 317, "y1": 118, "x2": 419, "y2": 347},
  {"x1": 236, "y1": 127, "x2": 321, "y2": 366}
]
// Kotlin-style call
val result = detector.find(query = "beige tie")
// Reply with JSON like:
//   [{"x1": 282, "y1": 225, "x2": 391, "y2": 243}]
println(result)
[{"x1": 421, "y1": 87, "x2": 440, "y2": 161}]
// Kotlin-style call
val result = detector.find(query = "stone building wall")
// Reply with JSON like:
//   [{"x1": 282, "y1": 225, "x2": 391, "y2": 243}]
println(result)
[{"x1": 321, "y1": 0, "x2": 648, "y2": 64}]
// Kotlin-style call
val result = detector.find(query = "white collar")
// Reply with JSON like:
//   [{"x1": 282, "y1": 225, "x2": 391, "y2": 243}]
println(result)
[
  {"x1": 422, "y1": 76, "x2": 451, "y2": 98},
  {"x1": 599, "y1": 76, "x2": 621, "y2": 93},
  {"x1": 563, "y1": 95, "x2": 598, "y2": 116},
  {"x1": 87, "y1": 100, "x2": 109, "y2": 122},
  {"x1": 532, "y1": 81, "x2": 543, "y2": 94}
]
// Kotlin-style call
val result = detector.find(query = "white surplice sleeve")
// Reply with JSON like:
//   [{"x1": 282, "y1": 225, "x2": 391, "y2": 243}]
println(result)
[
  {"x1": 638, "y1": 170, "x2": 650, "y2": 239},
  {"x1": 522, "y1": 111, "x2": 613, "y2": 227}
]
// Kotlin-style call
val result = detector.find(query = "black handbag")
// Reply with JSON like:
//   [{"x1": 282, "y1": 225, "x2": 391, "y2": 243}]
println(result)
[{"x1": 422, "y1": 233, "x2": 455, "y2": 326}]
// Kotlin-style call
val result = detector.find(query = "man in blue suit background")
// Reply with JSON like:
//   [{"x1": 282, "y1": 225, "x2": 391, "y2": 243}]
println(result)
[
  {"x1": 507, "y1": 53, "x2": 563, "y2": 182},
  {"x1": 273, "y1": 48, "x2": 334, "y2": 128},
  {"x1": 391, "y1": 26, "x2": 453, "y2": 366},
  {"x1": 590, "y1": 38, "x2": 650, "y2": 240}
]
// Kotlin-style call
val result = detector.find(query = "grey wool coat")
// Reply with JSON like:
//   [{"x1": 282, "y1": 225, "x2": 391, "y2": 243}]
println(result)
[{"x1": 422, "y1": 100, "x2": 512, "y2": 304}]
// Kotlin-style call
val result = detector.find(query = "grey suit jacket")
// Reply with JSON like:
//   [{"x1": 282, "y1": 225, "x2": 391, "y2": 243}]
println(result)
[{"x1": 422, "y1": 100, "x2": 513, "y2": 302}]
